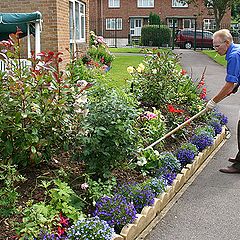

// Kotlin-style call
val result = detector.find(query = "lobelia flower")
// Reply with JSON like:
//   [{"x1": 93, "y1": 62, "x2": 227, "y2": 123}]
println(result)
[
  {"x1": 190, "y1": 133, "x2": 214, "y2": 151},
  {"x1": 177, "y1": 149, "x2": 195, "y2": 166}
]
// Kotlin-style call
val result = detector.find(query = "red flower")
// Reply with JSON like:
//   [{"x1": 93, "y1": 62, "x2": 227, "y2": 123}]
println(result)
[
  {"x1": 167, "y1": 104, "x2": 184, "y2": 114},
  {"x1": 59, "y1": 212, "x2": 69, "y2": 227},
  {"x1": 181, "y1": 69, "x2": 187, "y2": 75},
  {"x1": 57, "y1": 226, "x2": 65, "y2": 237}
]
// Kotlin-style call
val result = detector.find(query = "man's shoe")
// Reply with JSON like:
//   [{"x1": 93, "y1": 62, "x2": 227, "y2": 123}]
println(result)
[
  {"x1": 219, "y1": 166, "x2": 240, "y2": 174},
  {"x1": 228, "y1": 158, "x2": 240, "y2": 163}
]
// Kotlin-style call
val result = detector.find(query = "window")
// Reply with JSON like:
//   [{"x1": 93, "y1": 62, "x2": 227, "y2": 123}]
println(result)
[
  {"x1": 172, "y1": 0, "x2": 188, "y2": 7},
  {"x1": 167, "y1": 19, "x2": 178, "y2": 28},
  {"x1": 106, "y1": 18, "x2": 122, "y2": 30},
  {"x1": 109, "y1": 0, "x2": 120, "y2": 7},
  {"x1": 69, "y1": 0, "x2": 86, "y2": 43},
  {"x1": 138, "y1": 0, "x2": 154, "y2": 8},
  {"x1": 203, "y1": 19, "x2": 216, "y2": 30}
]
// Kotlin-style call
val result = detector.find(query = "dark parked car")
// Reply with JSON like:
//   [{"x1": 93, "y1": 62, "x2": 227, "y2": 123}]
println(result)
[{"x1": 175, "y1": 29, "x2": 213, "y2": 49}]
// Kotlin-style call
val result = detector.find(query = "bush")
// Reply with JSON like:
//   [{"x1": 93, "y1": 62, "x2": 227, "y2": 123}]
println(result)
[
  {"x1": 93, "y1": 195, "x2": 137, "y2": 233},
  {"x1": 0, "y1": 36, "x2": 89, "y2": 166},
  {"x1": 67, "y1": 216, "x2": 114, "y2": 240},
  {"x1": 79, "y1": 82, "x2": 140, "y2": 177},
  {"x1": 141, "y1": 25, "x2": 171, "y2": 47}
]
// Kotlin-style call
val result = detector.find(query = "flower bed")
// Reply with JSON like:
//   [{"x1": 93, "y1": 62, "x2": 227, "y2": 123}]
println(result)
[{"x1": 0, "y1": 34, "x2": 228, "y2": 240}]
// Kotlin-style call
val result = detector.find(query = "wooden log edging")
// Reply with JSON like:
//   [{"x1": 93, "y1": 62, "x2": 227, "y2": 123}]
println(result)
[{"x1": 112, "y1": 126, "x2": 227, "y2": 240}]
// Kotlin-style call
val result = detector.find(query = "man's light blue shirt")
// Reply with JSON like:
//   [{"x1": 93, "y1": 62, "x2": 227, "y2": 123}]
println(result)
[{"x1": 225, "y1": 43, "x2": 240, "y2": 84}]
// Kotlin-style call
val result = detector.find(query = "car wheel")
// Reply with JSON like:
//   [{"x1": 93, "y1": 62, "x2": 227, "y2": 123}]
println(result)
[{"x1": 185, "y1": 42, "x2": 192, "y2": 49}]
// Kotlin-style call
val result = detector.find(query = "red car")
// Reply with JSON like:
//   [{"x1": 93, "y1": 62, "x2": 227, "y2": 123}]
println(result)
[{"x1": 175, "y1": 29, "x2": 213, "y2": 49}]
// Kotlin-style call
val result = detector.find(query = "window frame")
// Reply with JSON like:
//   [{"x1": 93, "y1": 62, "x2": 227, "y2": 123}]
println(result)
[
  {"x1": 108, "y1": 0, "x2": 120, "y2": 8},
  {"x1": 105, "y1": 18, "x2": 123, "y2": 30},
  {"x1": 203, "y1": 19, "x2": 216, "y2": 30},
  {"x1": 137, "y1": 0, "x2": 154, "y2": 8},
  {"x1": 69, "y1": 0, "x2": 86, "y2": 43},
  {"x1": 172, "y1": 0, "x2": 188, "y2": 8}
]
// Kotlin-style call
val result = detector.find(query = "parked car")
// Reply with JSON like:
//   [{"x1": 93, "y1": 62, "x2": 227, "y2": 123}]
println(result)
[{"x1": 175, "y1": 29, "x2": 213, "y2": 49}]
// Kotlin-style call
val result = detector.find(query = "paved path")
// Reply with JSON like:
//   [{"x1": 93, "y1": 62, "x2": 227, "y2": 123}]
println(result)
[{"x1": 144, "y1": 49, "x2": 240, "y2": 240}]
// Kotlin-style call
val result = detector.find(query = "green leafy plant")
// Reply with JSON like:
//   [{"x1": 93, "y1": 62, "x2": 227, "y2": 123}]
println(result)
[
  {"x1": 0, "y1": 33, "x2": 90, "y2": 166},
  {"x1": 78, "y1": 82, "x2": 140, "y2": 177},
  {"x1": 0, "y1": 163, "x2": 25, "y2": 217},
  {"x1": 16, "y1": 179, "x2": 84, "y2": 239}
]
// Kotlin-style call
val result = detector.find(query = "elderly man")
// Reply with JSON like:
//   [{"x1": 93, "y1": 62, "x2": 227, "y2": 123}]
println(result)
[{"x1": 206, "y1": 29, "x2": 240, "y2": 173}]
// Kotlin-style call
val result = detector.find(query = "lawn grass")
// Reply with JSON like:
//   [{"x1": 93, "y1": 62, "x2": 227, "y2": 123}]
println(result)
[
  {"x1": 109, "y1": 47, "x2": 169, "y2": 54},
  {"x1": 202, "y1": 50, "x2": 227, "y2": 67},
  {"x1": 105, "y1": 55, "x2": 145, "y2": 89},
  {"x1": 109, "y1": 47, "x2": 143, "y2": 53}
]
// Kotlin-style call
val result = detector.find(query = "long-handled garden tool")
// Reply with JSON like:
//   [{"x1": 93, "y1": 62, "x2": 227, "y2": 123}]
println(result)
[{"x1": 143, "y1": 108, "x2": 208, "y2": 151}]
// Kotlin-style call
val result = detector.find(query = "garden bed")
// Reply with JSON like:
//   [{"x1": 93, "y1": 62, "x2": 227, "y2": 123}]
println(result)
[{"x1": 0, "y1": 33, "x2": 229, "y2": 240}]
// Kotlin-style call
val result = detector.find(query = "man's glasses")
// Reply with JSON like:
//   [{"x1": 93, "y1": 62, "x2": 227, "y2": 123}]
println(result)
[{"x1": 213, "y1": 41, "x2": 226, "y2": 49}]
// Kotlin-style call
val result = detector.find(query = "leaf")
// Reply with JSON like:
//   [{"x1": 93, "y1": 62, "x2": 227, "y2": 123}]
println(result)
[{"x1": 31, "y1": 146, "x2": 36, "y2": 154}]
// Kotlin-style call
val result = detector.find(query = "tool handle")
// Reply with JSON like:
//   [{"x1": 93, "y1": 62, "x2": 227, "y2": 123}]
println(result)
[{"x1": 144, "y1": 108, "x2": 207, "y2": 151}]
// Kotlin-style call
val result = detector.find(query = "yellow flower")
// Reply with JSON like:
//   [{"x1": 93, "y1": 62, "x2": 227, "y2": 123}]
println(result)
[
  {"x1": 138, "y1": 63, "x2": 145, "y2": 71},
  {"x1": 127, "y1": 66, "x2": 134, "y2": 74}
]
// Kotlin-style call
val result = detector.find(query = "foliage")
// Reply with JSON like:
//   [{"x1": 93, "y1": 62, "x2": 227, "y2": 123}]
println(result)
[
  {"x1": 142, "y1": 177, "x2": 166, "y2": 196},
  {"x1": 0, "y1": 164, "x2": 25, "y2": 217},
  {"x1": 16, "y1": 179, "x2": 84, "y2": 239},
  {"x1": 194, "y1": 125, "x2": 216, "y2": 137},
  {"x1": 67, "y1": 216, "x2": 115, "y2": 240},
  {"x1": 88, "y1": 31, "x2": 115, "y2": 66},
  {"x1": 137, "y1": 109, "x2": 166, "y2": 146},
  {"x1": 78, "y1": 82, "x2": 140, "y2": 177},
  {"x1": 0, "y1": 33, "x2": 90, "y2": 166},
  {"x1": 86, "y1": 175, "x2": 117, "y2": 205},
  {"x1": 116, "y1": 182, "x2": 155, "y2": 213},
  {"x1": 212, "y1": 111, "x2": 228, "y2": 125},
  {"x1": 93, "y1": 195, "x2": 137, "y2": 233},
  {"x1": 149, "y1": 12, "x2": 161, "y2": 25},
  {"x1": 141, "y1": 25, "x2": 171, "y2": 47},
  {"x1": 128, "y1": 50, "x2": 205, "y2": 114}
]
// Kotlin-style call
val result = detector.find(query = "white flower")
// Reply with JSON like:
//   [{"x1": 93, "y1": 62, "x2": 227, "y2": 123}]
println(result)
[
  {"x1": 137, "y1": 157, "x2": 147, "y2": 166},
  {"x1": 154, "y1": 150, "x2": 160, "y2": 156},
  {"x1": 152, "y1": 69, "x2": 157, "y2": 74},
  {"x1": 127, "y1": 66, "x2": 134, "y2": 74}
]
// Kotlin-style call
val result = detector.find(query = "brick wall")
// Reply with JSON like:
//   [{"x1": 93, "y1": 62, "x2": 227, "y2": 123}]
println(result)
[
  {"x1": 90, "y1": 0, "x2": 231, "y2": 37},
  {"x1": 0, "y1": 0, "x2": 89, "y2": 65}
]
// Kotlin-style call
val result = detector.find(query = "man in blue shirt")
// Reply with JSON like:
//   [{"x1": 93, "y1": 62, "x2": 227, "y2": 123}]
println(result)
[{"x1": 206, "y1": 29, "x2": 240, "y2": 173}]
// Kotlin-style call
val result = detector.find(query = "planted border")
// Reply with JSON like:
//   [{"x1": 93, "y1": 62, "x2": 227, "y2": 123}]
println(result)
[{"x1": 113, "y1": 126, "x2": 226, "y2": 240}]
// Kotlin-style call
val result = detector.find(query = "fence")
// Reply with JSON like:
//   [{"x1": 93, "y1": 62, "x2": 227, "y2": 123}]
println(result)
[
  {"x1": 90, "y1": 18, "x2": 240, "y2": 49},
  {"x1": 0, "y1": 59, "x2": 31, "y2": 72}
]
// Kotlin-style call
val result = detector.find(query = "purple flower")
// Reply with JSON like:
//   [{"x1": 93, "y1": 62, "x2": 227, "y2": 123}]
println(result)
[
  {"x1": 190, "y1": 133, "x2": 214, "y2": 151},
  {"x1": 210, "y1": 120, "x2": 222, "y2": 135},
  {"x1": 93, "y1": 195, "x2": 137, "y2": 233},
  {"x1": 116, "y1": 183, "x2": 155, "y2": 213},
  {"x1": 177, "y1": 149, "x2": 195, "y2": 167}
]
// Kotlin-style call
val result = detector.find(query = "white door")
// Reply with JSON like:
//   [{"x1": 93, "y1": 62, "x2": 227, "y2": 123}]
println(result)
[{"x1": 130, "y1": 18, "x2": 142, "y2": 36}]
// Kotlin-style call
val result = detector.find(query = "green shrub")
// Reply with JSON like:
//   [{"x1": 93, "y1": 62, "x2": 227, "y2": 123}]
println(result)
[
  {"x1": 141, "y1": 25, "x2": 171, "y2": 47},
  {"x1": 78, "y1": 82, "x2": 140, "y2": 177},
  {"x1": 0, "y1": 36, "x2": 89, "y2": 166}
]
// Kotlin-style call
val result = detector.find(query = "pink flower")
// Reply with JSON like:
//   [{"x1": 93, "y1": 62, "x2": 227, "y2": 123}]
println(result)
[
  {"x1": 81, "y1": 182, "x2": 89, "y2": 190},
  {"x1": 146, "y1": 112, "x2": 157, "y2": 120}
]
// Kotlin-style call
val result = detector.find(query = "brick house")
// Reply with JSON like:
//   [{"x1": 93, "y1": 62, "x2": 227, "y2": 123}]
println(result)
[
  {"x1": 89, "y1": 0, "x2": 231, "y2": 47},
  {"x1": 0, "y1": 0, "x2": 89, "y2": 65}
]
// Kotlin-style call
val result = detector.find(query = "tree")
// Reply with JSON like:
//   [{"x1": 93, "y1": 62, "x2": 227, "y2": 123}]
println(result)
[
  {"x1": 149, "y1": 12, "x2": 161, "y2": 25},
  {"x1": 231, "y1": 1, "x2": 240, "y2": 21},
  {"x1": 186, "y1": 0, "x2": 239, "y2": 30}
]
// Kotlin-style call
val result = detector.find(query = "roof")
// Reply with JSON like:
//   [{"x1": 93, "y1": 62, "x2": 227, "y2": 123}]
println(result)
[{"x1": 0, "y1": 11, "x2": 42, "y2": 41}]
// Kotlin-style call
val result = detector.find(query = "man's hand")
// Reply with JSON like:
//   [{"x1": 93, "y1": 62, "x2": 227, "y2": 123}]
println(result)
[{"x1": 206, "y1": 99, "x2": 217, "y2": 110}]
